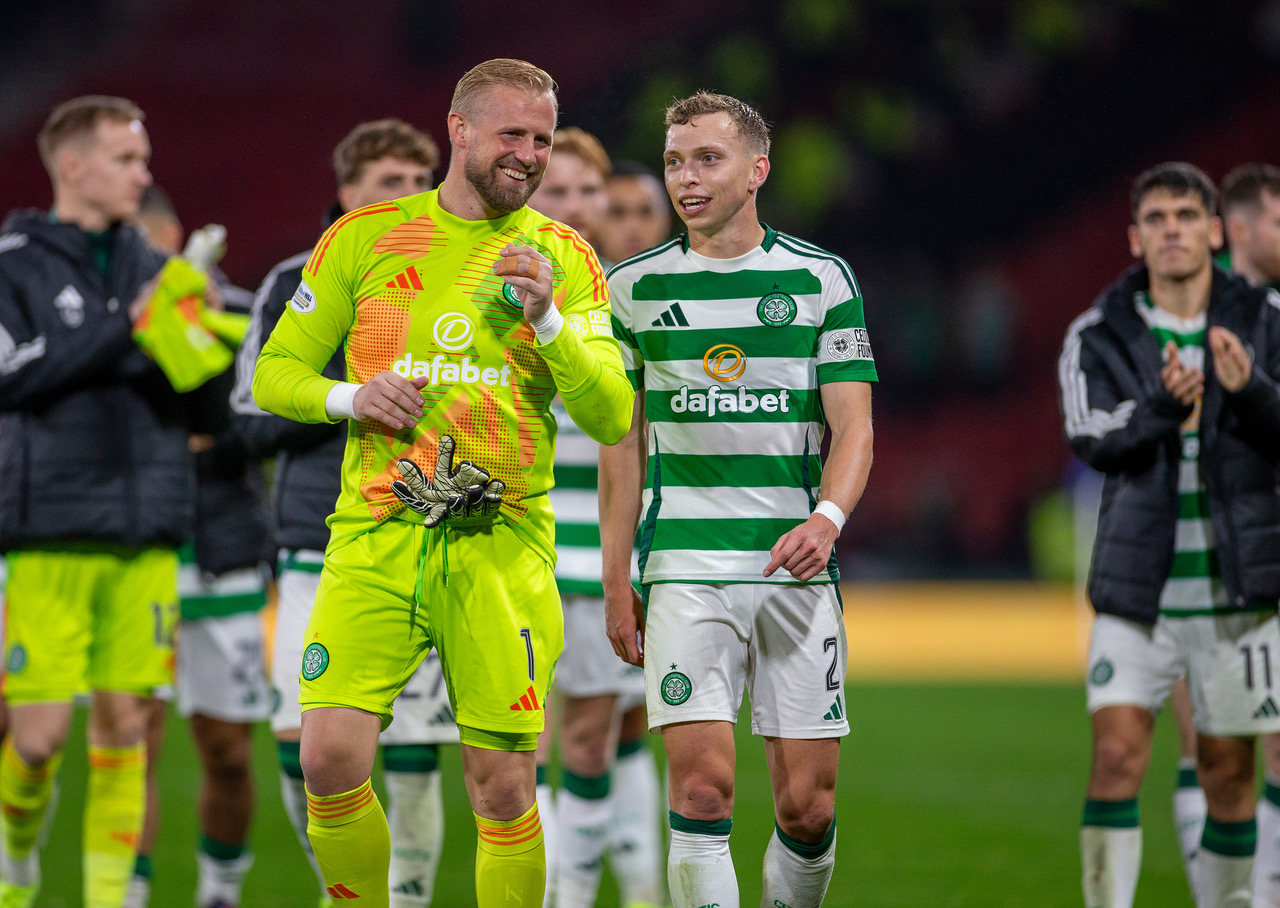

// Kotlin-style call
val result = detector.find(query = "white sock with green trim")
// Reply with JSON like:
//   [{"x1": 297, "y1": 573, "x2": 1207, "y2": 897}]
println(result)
[
  {"x1": 556, "y1": 771, "x2": 612, "y2": 908},
  {"x1": 385, "y1": 757, "x2": 444, "y2": 907},
  {"x1": 1173, "y1": 758, "x2": 1206, "y2": 896},
  {"x1": 279, "y1": 768, "x2": 328, "y2": 894},
  {"x1": 1253, "y1": 779, "x2": 1280, "y2": 906},
  {"x1": 1198, "y1": 815, "x2": 1254, "y2": 908},
  {"x1": 537, "y1": 769, "x2": 557, "y2": 908},
  {"x1": 1081, "y1": 798, "x2": 1141, "y2": 908},
  {"x1": 762, "y1": 821, "x2": 836, "y2": 907},
  {"x1": 609, "y1": 742, "x2": 663, "y2": 906},
  {"x1": 668, "y1": 812, "x2": 737, "y2": 908}
]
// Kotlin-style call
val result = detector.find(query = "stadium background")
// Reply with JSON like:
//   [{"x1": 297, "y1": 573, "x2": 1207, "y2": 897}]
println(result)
[{"x1": 4, "y1": 0, "x2": 1280, "y2": 904}]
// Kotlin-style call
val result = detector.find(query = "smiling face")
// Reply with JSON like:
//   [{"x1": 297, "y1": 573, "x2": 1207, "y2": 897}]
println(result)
[
  {"x1": 459, "y1": 85, "x2": 556, "y2": 215},
  {"x1": 663, "y1": 112, "x2": 768, "y2": 242},
  {"x1": 1128, "y1": 187, "x2": 1222, "y2": 283}
]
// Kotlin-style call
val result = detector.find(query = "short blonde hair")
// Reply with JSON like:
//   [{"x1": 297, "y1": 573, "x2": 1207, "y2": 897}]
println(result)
[
  {"x1": 451, "y1": 58, "x2": 558, "y2": 121},
  {"x1": 332, "y1": 118, "x2": 440, "y2": 186},
  {"x1": 666, "y1": 91, "x2": 770, "y2": 156},
  {"x1": 38, "y1": 95, "x2": 144, "y2": 173},
  {"x1": 552, "y1": 127, "x2": 611, "y2": 178}
]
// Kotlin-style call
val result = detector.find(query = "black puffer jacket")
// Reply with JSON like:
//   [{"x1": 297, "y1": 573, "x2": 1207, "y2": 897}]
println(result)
[
  {"x1": 1058, "y1": 264, "x2": 1280, "y2": 625},
  {"x1": 231, "y1": 245, "x2": 344, "y2": 553},
  {"x1": 0, "y1": 210, "x2": 197, "y2": 551}
]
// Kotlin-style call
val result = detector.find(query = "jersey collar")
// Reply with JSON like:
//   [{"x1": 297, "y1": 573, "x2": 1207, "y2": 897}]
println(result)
[{"x1": 680, "y1": 222, "x2": 778, "y2": 254}]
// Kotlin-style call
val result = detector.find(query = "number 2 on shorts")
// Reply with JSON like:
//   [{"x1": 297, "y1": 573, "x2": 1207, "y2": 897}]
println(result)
[{"x1": 824, "y1": 636, "x2": 840, "y2": 691}]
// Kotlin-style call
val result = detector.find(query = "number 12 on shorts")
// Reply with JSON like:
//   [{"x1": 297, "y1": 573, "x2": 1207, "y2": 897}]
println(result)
[{"x1": 1241, "y1": 643, "x2": 1273, "y2": 691}]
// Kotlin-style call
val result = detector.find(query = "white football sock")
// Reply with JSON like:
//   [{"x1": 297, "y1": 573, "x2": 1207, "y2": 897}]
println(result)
[
  {"x1": 609, "y1": 746, "x2": 663, "y2": 906},
  {"x1": 1081, "y1": 825, "x2": 1142, "y2": 908},
  {"x1": 1252, "y1": 781, "x2": 1280, "y2": 908},
  {"x1": 538, "y1": 780, "x2": 558, "y2": 908},
  {"x1": 668, "y1": 821, "x2": 737, "y2": 908},
  {"x1": 280, "y1": 770, "x2": 328, "y2": 893},
  {"x1": 385, "y1": 769, "x2": 444, "y2": 908},
  {"x1": 556, "y1": 774, "x2": 612, "y2": 908},
  {"x1": 1174, "y1": 758, "x2": 1207, "y2": 897},
  {"x1": 761, "y1": 824, "x2": 836, "y2": 908},
  {"x1": 195, "y1": 847, "x2": 254, "y2": 908}
]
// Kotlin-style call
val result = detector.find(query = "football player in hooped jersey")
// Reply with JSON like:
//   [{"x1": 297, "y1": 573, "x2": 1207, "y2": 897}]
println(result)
[
  {"x1": 251, "y1": 59, "x2": 633, "y2": 908},
  {"x1": 600, "y1": 92, "x2": 876, "y2": 908}
]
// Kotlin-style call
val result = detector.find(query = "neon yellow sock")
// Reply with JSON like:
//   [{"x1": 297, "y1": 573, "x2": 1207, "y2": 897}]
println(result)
[
  {"x1": 475, "y1": 803, "x2": 545, "y2": 908},
  {"x1": 0, "y1": 739, "x2": 61, "y2": 861},
  {"x1": 84, "y1": 743, "x2": 145, "y2": 908},
  {"x1": 306, "y1": 779, "x2": 390, "y2": 907}
]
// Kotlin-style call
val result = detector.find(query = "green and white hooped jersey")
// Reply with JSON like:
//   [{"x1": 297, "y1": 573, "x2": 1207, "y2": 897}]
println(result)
[
  {"x1": 1136, "y1": 293, "x2": 1229, "y2": 616},
  {"x1": 548, "y1": 402, "x2": 638, "y2": 597},
  {"x1": 608, "y1": 227, "x2": 878, "y2": 585},
  {"x1": 177, "y1": 543, "x2": 267, "y2": 622}
]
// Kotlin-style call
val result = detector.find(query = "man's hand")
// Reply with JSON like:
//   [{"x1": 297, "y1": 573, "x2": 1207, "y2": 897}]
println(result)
[
  {"x1": 1209, "y1": 326, "x2": 1252, "y2": 393},
  {"x1": 391, "y1": 435, "x2": 504, "y2": 527},
  {"x1": 605, "y1": 580, "x2": 646, "y2": 667},
  {"x1": 353, "y1": 371, "x2": 429, "y2": 432},
  {"x1": 764, "y1": 513, "x2": 841, "y2": 582},
  {"x1": 1160, "y1": 339, "x2": 1204, "y2": 406},
  {"x1": 493, "y1": 244, "x2": 554, "y2": 323}
]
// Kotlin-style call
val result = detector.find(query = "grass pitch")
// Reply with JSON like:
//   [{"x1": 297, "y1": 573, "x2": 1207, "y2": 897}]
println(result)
[{"x1": 33, "y1": 683, "x2": 1191, "y2": 907}]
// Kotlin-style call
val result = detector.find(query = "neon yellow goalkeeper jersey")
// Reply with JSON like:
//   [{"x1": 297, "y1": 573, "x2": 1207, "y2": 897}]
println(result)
[{"x1": 252, "y1": 189, "x2": 632, "y2": 566}]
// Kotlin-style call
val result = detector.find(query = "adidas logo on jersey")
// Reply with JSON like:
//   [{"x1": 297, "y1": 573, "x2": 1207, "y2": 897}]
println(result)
[
  {"x1": 669, "y1": 385, "x2": 791, "y2": 418},
  {"x1": 392, "y1": 353, "x2": 511, "y2": 387},
  {"x1": 1254, "y1": 696, "x2": 1279, "y2": 720},
  {"x1": 652, "y1": 302, "x2": 690, "y2": 327},
  {"x1": 328, "y1": 883, "x2": 361, "y2": 899},
  {"x1": 385, "y1": 266, "x2": 424, "y2": 291}
]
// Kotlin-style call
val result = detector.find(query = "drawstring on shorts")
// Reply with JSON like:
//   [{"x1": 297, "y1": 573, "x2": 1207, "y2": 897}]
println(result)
[{"x1": 412, "y1": 524, "x2": 450, "y2": 634}]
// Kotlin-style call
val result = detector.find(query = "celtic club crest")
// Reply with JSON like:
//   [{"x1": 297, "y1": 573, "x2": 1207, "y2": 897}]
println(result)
[
  {"x1": 661, "y1": 670, "x2": 692, "y2": 705},
  {"x1": 302, "y1": 643, "x2": 330, "y2": 681},
  {"x1": 757, "y1": 291, "x2": 797, "y2": 327}
]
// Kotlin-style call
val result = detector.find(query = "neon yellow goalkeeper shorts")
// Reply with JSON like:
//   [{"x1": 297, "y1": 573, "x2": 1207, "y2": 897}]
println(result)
[
  {"x1": 3, "y1": 545, "x2": 178, "y2": 703},
  {"x1": 298, "y1": 517, "x2": 562, "y2": 750}
]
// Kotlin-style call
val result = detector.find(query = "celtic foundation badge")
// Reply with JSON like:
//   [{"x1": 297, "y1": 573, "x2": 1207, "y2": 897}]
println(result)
[
  {"x1": 661, "y1": 669, "x2": 692, "y2": 705},
  {"x1": 302, "y1": 643, "x2": 330, "y2": 681},
  {"x1": 1089, "y1": 657, "x2": 1114, "y2": 686},
  {"x1": 757, "y1": 291, "x2": 797, "y2": 327},
  {"x1": 501, "y1": 282, "x2": 522, "y2": 308},
  {"x1": 6, "y1": 644, "x2": 26, "y2": 674}
]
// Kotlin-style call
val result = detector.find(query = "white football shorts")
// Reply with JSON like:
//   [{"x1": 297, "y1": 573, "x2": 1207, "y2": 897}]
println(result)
[{"x1": 643, "y1": 581, "x2": 849, "y2": 739}]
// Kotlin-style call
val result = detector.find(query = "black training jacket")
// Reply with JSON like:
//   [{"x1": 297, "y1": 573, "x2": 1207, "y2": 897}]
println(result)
[
  {"x1": 0, "y1": 210, "x2": 196, "y2": 551},
  {"x1": 191, "y1": 281, "x2": 271, "y2": 577},
  {"x1": 231, "y1": 245, "x2": 345, "y2": 554},
  {"x1": 1057, "y1": 264, "x2": 1280, "y2": 625}
]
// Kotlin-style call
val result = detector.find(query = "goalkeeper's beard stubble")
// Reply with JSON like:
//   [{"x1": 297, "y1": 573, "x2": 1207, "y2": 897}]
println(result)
[{"x1": 464, "y1": 151, "x2": 542, "y2": 214}]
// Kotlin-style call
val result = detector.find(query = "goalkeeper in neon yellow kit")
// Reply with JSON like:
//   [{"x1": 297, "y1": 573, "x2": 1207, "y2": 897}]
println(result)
[{"x1": 251, "y1": 59, "x2": 633, "y2": 907}]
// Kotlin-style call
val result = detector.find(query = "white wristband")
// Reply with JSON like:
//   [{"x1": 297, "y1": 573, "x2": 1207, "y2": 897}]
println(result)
[
  {"x1": 324, "y1": 381, "x2": 360, "y2": 420},
  {"x1": 530, "y1": 306, "x2": 564, "y2": 343},
  {"x1": 813, "y1": 499, "x2": 846, "y2": 532}
]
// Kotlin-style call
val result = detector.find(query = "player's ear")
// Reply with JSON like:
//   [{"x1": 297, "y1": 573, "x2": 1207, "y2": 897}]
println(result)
[
  {"x1": 1209, "y1": 215, "x2": 1224, "y2": 252},
  {"x1": 1127, "y1": 224, "x2": 1143, "y2": 260},
  {"x1": 447, "y1": 111, "x2": 468, "y2": 150},
  {"x1": 337, "y1": 183, "x2": 356, "y2": 214},
  {"x1": 748, "y1": 155, "x2": 770, "y2": 193}
]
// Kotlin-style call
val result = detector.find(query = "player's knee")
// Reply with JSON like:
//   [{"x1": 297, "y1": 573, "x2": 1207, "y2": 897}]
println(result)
[
  {"x1": 673, "y1": 773, "x2": 733, "y2": 820},
  {"x1": 1090, "y1": 733, "x2": 1144, "y2": 787},
  {"x1": 200, "y1": 731, "x2": 252, "y2": 781},
  {"x1": 1198, "y1": 750, "x2": 1254, "y2": 800},
  {"x1": 562, "y1": 735, "x2": 610, "y2": 777},
  {"x1": 299, "y1": 736, "x2": 364, "y2": 795},
  {"x1": 12, "y1": 726, "x2": 67, "y2": 767},
  {"x1": 774, "y1": 788, "x2": 835, "y2": 843}
]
